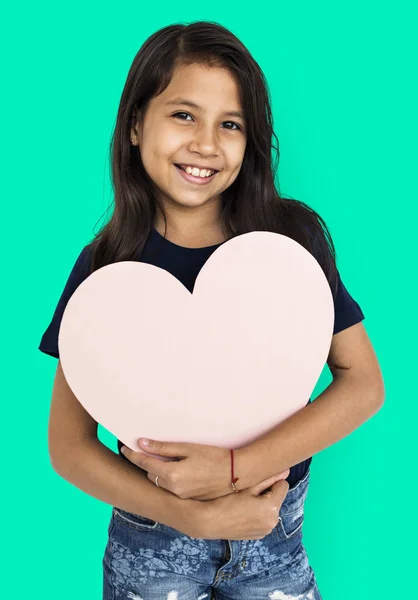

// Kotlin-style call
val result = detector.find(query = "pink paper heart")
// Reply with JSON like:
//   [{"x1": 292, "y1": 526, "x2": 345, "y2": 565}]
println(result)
[{"x1": 59, "y1": 232, "x2": 334, "y2": 452}]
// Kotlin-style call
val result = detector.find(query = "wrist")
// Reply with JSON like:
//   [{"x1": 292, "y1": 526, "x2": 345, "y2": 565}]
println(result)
[
  {"x1": 169, "y1": 496, "x2": 212, "y2": 538},
  {"x1": 233, "y1": 444, "x2": 253, "y2": 490},
  {"x1": 189, "y1": 499, "x2": 217, "y2": 538},
  {"x1": 191, "y1": 498, "x2": 220, "y2": 539}
]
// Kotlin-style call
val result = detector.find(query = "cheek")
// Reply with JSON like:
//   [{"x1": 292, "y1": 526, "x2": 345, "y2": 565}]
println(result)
[
  {"x1": 138, "y1": 145, "x2": 170, "y2": 185},
  {"x1": 225, "y1": 140, "x2": 246, "y2": 169},
  {"x1": 155, "y1": 126, "x2": 185, "y2": 156},
  {"x1": 140, "y1": 125, "x2": 179, "y2": 163},
  {"x1": 224, "y1": 151, "x2": 245, "y2": 183}
]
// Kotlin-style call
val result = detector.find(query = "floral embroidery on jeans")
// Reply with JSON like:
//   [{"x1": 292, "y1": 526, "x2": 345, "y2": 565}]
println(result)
[
  {"x1": 110, "y1": 535, "x2": 210, "y2": 587},
  {"x1": 244, "y1": 540, "x2": 283, "y2": 573}
]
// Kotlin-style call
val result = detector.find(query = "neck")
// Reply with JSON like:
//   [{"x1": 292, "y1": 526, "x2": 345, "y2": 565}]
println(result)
[{"x1": 153, "y1": 204, "x2": 226, "y2": 248}]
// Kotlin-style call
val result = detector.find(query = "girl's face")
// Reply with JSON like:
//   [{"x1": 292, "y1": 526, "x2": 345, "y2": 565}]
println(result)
[{"x1": 131, "y1": 63, "x2": 247, "y2": 218}]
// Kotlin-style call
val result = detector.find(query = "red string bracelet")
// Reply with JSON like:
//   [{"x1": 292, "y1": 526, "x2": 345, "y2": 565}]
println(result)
[{"x1": 230, "y1": 449, "x2": 240, "y2": 493}]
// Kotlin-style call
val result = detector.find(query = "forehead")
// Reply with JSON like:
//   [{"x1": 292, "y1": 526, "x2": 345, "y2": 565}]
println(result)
[{"x1": 154, "y1": 63, "x2": 244, "y2": 114}]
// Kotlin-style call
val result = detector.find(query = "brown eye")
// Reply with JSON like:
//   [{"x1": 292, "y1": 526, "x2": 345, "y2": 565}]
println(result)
[
  {"x1": 172, "y1": 112, "x2": 192, "y2": 121},
  {"x1": 223, "y1": 121, "x2": 241, "y2": 131},
  {"x1": 172, "y1": 112, "x2": 242, "y2": 131}
]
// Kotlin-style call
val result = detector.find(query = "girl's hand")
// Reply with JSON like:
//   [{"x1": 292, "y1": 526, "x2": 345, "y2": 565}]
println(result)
[
  {"x1": 121, "y1": 438, "x2": 235, "y2": 500},
  {"x1": 202, "y1": 473, "x2": 290, "y2": 540}
]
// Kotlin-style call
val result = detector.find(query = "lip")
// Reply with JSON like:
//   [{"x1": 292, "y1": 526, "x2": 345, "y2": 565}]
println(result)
[{"x1": 174, "y1": 164, "x2": 218, "y2": 186}]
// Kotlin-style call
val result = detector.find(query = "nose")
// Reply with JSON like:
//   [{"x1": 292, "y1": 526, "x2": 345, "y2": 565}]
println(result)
[{"x1": 189, "y1": 125, "x2": 220, "y2": 156}]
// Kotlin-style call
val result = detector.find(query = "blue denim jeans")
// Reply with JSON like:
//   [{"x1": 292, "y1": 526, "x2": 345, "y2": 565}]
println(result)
[{"x1": 102, "y1": 467, "x2": 322, "y2": 599}]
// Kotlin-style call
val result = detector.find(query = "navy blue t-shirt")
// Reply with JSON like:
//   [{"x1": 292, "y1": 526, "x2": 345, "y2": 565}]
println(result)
[{"x1": 39, "y1": 227, "x2": 365, "y2": 488}]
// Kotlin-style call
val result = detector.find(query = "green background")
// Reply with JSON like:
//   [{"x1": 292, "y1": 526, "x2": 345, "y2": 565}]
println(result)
[{"x1": 2, "y1": 1, "x2": 416, "y2": 598}]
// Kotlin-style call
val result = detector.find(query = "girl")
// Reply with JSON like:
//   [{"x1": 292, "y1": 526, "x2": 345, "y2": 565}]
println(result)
[{"x1": 39, "y1": 21, "x2": 385, "y2": 600}]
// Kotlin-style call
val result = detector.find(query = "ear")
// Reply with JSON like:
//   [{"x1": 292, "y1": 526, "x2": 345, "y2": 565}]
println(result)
[{"x1": 131, "y1": 107, "x2": 143, "y2": 146}]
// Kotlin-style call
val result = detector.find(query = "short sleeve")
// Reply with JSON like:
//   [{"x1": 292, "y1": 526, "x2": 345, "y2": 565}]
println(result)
[
  {"x1": 333, "y1": 270, "x2": 365, "y2": 335},
  {"x1": 38, "y1": 245, "x2": 92, "y2": 359},
  {"x1": 302, "y1": 221, "x2": 365, "y2": 336}
]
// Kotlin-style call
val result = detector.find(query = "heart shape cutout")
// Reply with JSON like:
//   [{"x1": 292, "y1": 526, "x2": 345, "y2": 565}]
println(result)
[{"x1": 59, "y1": 232, "x2": 334, "y2": 451}]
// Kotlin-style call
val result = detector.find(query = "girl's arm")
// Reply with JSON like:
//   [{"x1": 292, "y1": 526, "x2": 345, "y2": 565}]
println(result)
[
  {"x1": 48, "y1": 361, "x2": 203, "y2": 536},
  {"x1": 234, "y1": 321, "x2": 385, "y2": 487}
]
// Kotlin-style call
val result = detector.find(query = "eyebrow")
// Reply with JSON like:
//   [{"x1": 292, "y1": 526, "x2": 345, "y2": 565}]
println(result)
[{"x1": 165, "y1": 98, "x2": 245, "y2": 120}]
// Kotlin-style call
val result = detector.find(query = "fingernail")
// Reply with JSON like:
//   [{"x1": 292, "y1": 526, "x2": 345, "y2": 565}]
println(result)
[{"x1": 140, "y1": 439, "x2": 150, "y2": 446}]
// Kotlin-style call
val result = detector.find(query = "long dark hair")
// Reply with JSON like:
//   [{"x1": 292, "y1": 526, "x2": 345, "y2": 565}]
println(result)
[{"x1": 88, "y1": 20, "x2": 338, "y2": 295}]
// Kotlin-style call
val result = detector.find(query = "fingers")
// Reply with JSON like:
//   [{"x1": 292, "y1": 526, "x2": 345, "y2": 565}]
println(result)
[
  {"x1": 250, "y1": 472, "x2": 288, "y2": 496},
  {"x1": 138, "y1": 439, "x2": 190, "y2": 459},
  {"x1": 276, "y1": 468, "x2": 290, "y2": 481},
  {"x1": 147, "y1": 472, "x2": 160, "y2": 486},
  {"x1": 121, "y1": 446, "x2": 171, "y2": 477}
]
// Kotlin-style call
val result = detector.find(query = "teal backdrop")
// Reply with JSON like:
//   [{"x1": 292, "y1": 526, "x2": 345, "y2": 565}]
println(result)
[{"x1": 2, "y1": 1, "x2": 416, "y2": 598}]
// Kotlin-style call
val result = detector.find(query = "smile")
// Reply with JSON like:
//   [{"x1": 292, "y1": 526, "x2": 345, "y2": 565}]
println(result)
[{"x1": 174, "y1": 164, "x2": 218, "y2": 186}]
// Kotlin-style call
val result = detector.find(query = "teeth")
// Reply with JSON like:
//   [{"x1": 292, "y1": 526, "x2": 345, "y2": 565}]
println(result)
[{"x1": 180, "y1": 165, "x2": 215, "y2": 178}]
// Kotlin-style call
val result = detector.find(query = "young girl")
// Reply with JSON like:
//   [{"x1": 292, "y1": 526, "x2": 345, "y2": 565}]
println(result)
[{"x1": 39, "y1": 21, "x2": 384, "y2": 600}]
